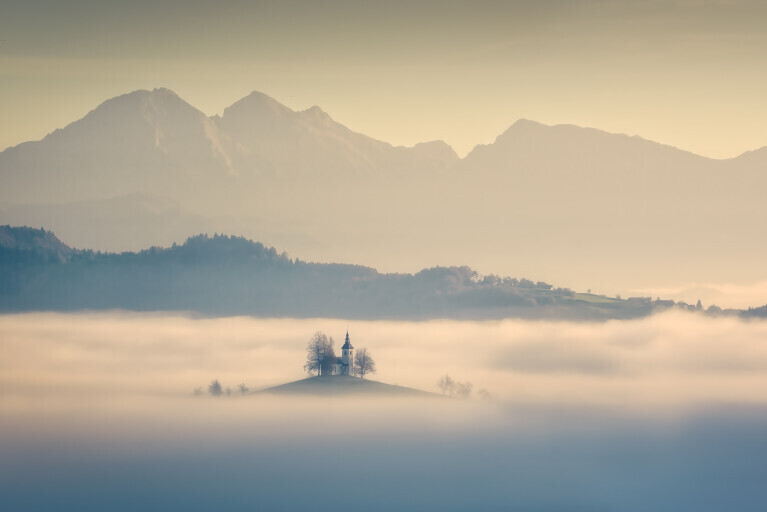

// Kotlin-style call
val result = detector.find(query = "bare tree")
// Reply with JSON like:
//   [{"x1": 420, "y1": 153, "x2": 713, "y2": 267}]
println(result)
[
  {"x1": 304, "y1": 331, "x2": 334, "y2": 376},
  {"x1": 321, "y1": 336, "x2": 337, "y2": 376},
  {"x1": 437, "y1": 374, "x2": 454, "y2": 396},
  {"x1": 238, "y1": 383, "x2": 249, "y2": 394},
  {"x1": 208, "y1": 379, "x2": 222, "y2": 396},
  {"x1": 353, "y1": 348, "x2": 376, "y2": 379},
  {"x1": 225, "y1": 386, "x2": 232, "y2": 397}
]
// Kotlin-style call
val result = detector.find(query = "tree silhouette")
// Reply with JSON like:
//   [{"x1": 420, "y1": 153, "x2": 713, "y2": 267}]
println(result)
[
  {"x1": 304, "y1": 331, "x2": 334, "y2": 376},
  {"x1": 354, "y1": 348, "x2": 376, "y2": 379},
  {"x1": 437, "y1": 374, "x2": 473, "y2": 398},
  {"x1": 321, "y1": 337, "x2": 337, "y2": 376},
  {"x1": 208, "y1": 379, "x2": 222, "y2": 396},
  {"x1": 455, "y1": 381, "x2": 473, "y2": 399},
  {"x1": 437, "y1": 374, "x2": 454, "y2": 395}
]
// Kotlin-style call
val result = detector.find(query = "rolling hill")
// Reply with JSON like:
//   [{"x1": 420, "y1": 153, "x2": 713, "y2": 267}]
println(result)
[{"x1": 0, "y1": 225, "x2": 739, "y2": 320}]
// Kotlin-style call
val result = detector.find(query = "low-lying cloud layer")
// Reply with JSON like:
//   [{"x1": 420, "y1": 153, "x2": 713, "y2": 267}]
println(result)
[
  {"x1": 3, "y1": 311, "x2": 767, "y2": 407},
  {"x1": 2, "y1": 312, "x2": 767, "y2": 511},
  {"x1": 630, "y1": 279, "x2": 767, "y2": 310}
]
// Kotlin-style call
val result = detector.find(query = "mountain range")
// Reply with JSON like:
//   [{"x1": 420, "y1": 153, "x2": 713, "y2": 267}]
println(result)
[{"x1": 1, "y1": 88, "x2": 765, "y2": 293}]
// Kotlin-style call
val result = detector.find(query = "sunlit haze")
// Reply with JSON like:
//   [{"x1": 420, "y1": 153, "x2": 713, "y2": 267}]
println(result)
[
  {"x1": 2, "y1": 2, "x2": 767, "y2": 510},
  {"x1": 4, "y1": 312, "x2": 767, "y2": 407},
  {"x1": 2, "y1": 1, "x2": 766, "y2": 158}
]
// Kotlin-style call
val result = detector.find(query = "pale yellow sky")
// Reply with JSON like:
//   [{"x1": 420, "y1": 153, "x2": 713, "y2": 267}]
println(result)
[{"x1": 1, "y1": 0, "x2": 766, "y2": 157}]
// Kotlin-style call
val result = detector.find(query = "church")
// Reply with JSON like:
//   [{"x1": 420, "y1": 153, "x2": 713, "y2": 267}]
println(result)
[{"x1": 330, "y1": 331, "x2": 354, "y2": 375}]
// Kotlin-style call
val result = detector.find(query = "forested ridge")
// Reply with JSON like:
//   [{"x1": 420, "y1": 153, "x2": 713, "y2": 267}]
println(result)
[{"x1": 0, "y1": 226, "x2": 752, "y2": 319}]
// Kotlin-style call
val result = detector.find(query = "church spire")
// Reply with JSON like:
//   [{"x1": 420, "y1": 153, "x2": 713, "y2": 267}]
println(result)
[{"x1": 342, "y1": 331, "x2": 353, "y2": 349}]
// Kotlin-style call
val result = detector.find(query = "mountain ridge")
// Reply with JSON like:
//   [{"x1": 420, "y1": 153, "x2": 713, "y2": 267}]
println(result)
[
  {"x1": 3, "y1": 89, "x2": 764, "y2": 160},
  {"x1": 2, "y1": 88, "x2": 767, "y2": 293}
]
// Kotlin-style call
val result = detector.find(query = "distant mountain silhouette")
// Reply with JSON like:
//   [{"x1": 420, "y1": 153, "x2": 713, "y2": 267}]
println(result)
[
  {"x1": 0, "y1": 88, "x2": 457, "y2": 206},
  {"x1": 1, "y1": 88, "x2": 766, "y2": 291},
  {"x1": 0, "y1": 89, "x2": 235, "y2": 206},
  {"x1": 216, "y1": 90, "x2": 458, "y2": 178}
]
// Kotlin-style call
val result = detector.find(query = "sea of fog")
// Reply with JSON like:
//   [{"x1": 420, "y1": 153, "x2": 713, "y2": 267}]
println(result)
[{"x1": 2, "y1": 312, "x2": 767, "y2": 511}]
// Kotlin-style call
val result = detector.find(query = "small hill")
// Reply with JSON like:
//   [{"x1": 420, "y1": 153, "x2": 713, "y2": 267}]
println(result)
[
  {"x1": 0, "y1": 225, "x2": 73, "y2": 262},
  {"x1": 260, "y1": 375, "x2": 439, "y2": 397}
]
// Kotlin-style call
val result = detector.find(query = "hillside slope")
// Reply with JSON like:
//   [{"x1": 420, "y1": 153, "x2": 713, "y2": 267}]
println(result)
[{"x1": 260, "y1": 375, "x2": 439, "y2": 397}]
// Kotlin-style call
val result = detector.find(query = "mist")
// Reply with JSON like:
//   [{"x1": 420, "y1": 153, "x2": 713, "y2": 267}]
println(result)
[
  {"x1": 2, "y1": 312, "x2": 767, "y2": 510},
  {"x1": 4, "y1": 311, "x2": 767, "y2": 405}
]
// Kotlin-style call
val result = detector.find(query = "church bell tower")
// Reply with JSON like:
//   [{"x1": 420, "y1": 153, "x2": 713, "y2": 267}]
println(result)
[{"x1": 341, "y1": 331, "x2": 354, "y2": 375}]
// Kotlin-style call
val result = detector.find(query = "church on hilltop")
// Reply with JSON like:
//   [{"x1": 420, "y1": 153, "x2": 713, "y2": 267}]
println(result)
[{"x1": 330, "y1": 332, "x2": 354, "y2": 375}]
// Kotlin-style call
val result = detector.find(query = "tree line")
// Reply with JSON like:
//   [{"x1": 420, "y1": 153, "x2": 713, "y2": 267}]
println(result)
[{"x1": 195, "y1": 380, "x2": 249, "y2": 397}]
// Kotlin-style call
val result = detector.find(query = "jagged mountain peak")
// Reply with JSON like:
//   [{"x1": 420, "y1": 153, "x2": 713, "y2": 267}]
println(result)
[
  {"x1": 0, "y1": 86, "x2": 234, "y2": 205},
  {"x1": 300, "y1": 104, "x2": 332, "y2": 123},
  {"x1": 46, "y1": 87, "x2": 209, "y2": 143},
  {"x1": 221, "y1": 90, "x2": 295, "y2": 120},
  {"x1": 88, "y1": 87, "x2": 197, "y2": 116},
  {"x1": 121, "y1": 87, "x2": 181, "y2": 100}
]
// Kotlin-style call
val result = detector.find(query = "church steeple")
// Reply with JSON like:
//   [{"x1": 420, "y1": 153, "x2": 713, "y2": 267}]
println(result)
[
  {"x1": 342, "y1": 331, "x2": 353, "y2": 349},
  {"x1": 341, "y1": 331, "x2": 354, "y2": 375}
]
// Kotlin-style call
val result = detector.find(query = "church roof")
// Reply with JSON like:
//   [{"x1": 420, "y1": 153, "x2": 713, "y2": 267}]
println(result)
[{"x1": 342, "y1": 331, "x2": 353, "y2": 349}]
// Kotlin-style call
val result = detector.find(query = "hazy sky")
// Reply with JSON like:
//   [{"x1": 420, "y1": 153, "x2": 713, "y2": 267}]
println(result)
[{"x1": 1, "y1": 0, "x2": 765, "y2": 157}]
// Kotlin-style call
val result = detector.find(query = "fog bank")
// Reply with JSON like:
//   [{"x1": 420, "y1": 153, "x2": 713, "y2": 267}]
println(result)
[
  {"x1": 3, "y1": 311, "x2": 767, "y2": 407},
  {"x1": 2, "y1": 312, "x2": 767, "y2": 511}
]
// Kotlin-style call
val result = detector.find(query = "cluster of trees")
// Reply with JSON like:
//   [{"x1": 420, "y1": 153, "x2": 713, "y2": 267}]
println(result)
[
  {"x1": 304, "y1": 331, "x2": 376, "y2": 378},
  {"x1": 743, "y1": 304, "x2": 767, "y2": 318},
  {"x1": 477, "y1": 274, "x2": 555, "y2": 290},
  {"x1": 194, "y1": 380, "x2": 249, "y2": 397},
  {"x1": 304, "y1": 332, "x2": 336, "y2": 376},
  {"x1": 437, "y1": 374, "x2": 476, "y2": 399}
]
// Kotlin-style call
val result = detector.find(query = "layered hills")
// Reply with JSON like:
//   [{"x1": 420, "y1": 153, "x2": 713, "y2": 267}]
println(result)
[
  {"x1": 1, "y1": 88, "x2": 765, "y2": 293},
  {"x1": 2, "y1": 225, "x2": 752, "y2": 320}
]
